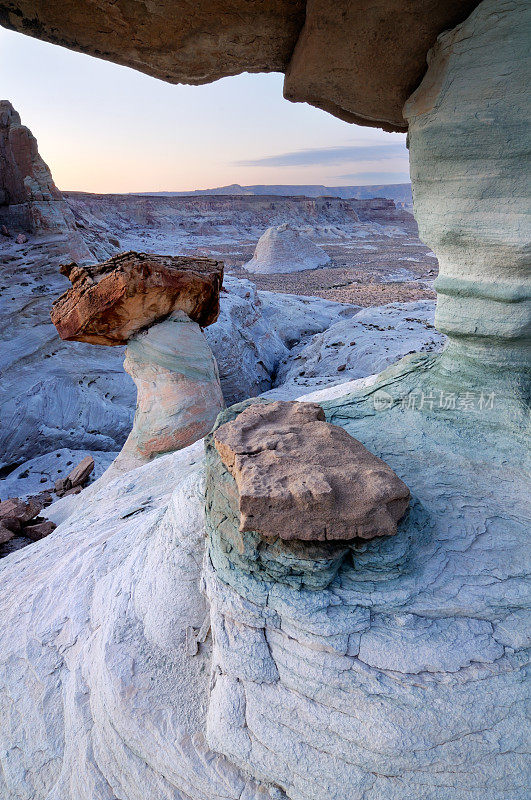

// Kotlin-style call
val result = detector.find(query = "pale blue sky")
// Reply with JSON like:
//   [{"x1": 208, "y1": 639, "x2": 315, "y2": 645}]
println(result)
[{"x1": 0, "y1": 27, "x2": 410, "y2": 193}]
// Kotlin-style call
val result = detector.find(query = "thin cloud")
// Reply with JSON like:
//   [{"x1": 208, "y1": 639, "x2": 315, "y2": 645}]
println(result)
[
  {"x1": 336, "y1": 171, "x2": 410, "y2": 182},
  {"x1": 235, "y1": 143, "x2": 407, "y2": 168}
]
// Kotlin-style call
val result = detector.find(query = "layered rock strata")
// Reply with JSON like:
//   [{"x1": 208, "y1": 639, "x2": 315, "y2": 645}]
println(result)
[
  {"x1": 51, "y1": 252, "x2": 225, "y2": 468},
  {"x1": 0, "y1": 369, "x2": 528, "y2": 799},
  {"x1": 0, "y1": 100, "x2": 90, "y2": 259},
  {"x1": 51, "y1": 251, "x2": 224, "y2": 345},
  {"x1": 403, "y1": 0, "x2": 530, "y2": 418},
  {"x1": 117, "y1": 310, "x2": 224, "y2": 470},
  {"x1": 0, "y1": 1, "x2": 528, "y2": 799}
]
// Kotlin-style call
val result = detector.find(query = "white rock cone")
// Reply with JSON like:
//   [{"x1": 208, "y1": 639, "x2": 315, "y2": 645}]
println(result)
[{"x1": 243, "y1": 223, "x2": 330, "y2": 274}]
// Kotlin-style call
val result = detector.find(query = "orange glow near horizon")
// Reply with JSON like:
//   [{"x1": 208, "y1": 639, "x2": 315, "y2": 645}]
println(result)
[{"x1": 1, "y1": 28, "x2": 410, "y2": 195}]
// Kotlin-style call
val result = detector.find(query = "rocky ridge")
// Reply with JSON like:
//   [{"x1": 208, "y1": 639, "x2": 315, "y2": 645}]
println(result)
[{"x1": 0, "y1": 101, "x2": 91, "y2": 261}]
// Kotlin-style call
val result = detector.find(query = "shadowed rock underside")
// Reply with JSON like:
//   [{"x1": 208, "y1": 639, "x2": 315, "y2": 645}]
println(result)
[{"x1": 0, "y1": 0, "x2": 480, "y2": 130}]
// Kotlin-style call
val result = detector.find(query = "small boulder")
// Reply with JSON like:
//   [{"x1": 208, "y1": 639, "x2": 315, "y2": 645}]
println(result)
[
  {"x1": 55, "y1": 455, "x2": 95, "y2": 496},
  {"x1": 0, "y1": 523, "x2": 16, "y2": 545},
  {"x1": 65, "y1": 455, "x2": 94, "y2": 487},
  {"x1": 0, "y1": 495, "x2": 55, "y2": 545},
  {"x1": 24, "y1": 519, "x2": 56, "y2": 541},
  {"x1": 0, "y1": 496, "x2": 43, "y2": 524},
  {"x1": 15, "y1": 232, "x2": 28, "y2": 244}
]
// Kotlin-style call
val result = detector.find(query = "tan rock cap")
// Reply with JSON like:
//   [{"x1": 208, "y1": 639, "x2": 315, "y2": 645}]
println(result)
[
  {"x1": 2, "y1": 1, "x2": 480, "y2": 131},
  {"x1": 284, "y1": 0, "x2": 480, "y2": 131},
  {"x1": 50, "y1": 251, "x2": 224, "y2": 346},
  {"x1": 214, "y1": 400, "x2": 410, "y2": 542}
]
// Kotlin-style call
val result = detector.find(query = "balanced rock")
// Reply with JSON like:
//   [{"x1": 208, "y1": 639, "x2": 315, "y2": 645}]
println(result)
[
  {"x1": 51, "y1": 251, "x2": 225, "y2": 470},
  {"x1": 243, "y1": 224, "x2": 330, "y2": 274},
  {"x1": 51, "y1": 251, "x2": 224, "y2": 345},
  {"x1": 214, "y1": 400, "x2": 410, "y2": 541}
]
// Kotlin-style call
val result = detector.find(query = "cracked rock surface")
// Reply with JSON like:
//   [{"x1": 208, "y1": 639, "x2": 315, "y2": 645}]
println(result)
[
  {"x1": 51, "y1": 251, "x2": 224, "y2": 346},
  {"x1": 213, "y1": 400, "x2": 410, "y2": 541}
]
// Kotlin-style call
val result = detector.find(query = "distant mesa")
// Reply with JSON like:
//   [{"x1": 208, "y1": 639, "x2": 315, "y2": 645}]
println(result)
[
  {"x1": 132, "y1": 183, "x2": 413, "y2": 208},
  {"x1": 243, "y1": 224, "x2": 331, "y2": 274}
]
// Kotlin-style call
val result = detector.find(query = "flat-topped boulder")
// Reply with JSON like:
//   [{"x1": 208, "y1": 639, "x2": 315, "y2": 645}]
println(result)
[
  {"x1": 51, "y1": 251, "x2": 224, "y2": 345},
  {"x1": 213, "y1": 400, "x2": 410, "y2": 541}
]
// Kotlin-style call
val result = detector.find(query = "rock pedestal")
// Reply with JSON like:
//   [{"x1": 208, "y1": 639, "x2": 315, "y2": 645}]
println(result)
[
  {"x1": 116, "y1": 311, "x2": 224, "y2": 470},
  {"x1": 51, "y1": 252, "x2": 225, "y2": 470}
]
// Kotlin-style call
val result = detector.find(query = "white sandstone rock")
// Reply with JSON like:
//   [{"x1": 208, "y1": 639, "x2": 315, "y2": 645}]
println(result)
[
  {"x1": 114, "y1": 310, "x2": 225, "y2": 472},
  {"x1": 0, "y1": 370, "x2": 527, "y2": 800},
  {"x1": 272, "y1": 299, "x2": 444, "y2": 396},
  {"x1": 243, "y1": 224, "x2": 331, "y2": 274}
]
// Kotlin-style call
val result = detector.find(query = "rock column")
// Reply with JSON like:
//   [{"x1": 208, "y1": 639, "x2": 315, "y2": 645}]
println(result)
[
  {"x1": 116, "y1": 310, "x2": 224, "y2": 471},
  {"x1": 404, "y1": 0, "x2": 530, "y2": 419}
]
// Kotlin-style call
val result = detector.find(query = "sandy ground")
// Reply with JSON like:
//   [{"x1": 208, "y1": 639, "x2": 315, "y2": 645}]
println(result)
[{"x1": 225, "y1": 238, "x2": 437, "y2": 305}]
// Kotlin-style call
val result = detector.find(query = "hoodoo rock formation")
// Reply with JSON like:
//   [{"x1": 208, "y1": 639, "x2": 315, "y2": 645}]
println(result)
[
  {"x1": 0, "y1": 1, "x2": 529, "y2": 799},
  {"x1": 403, "y1": 1, "x2": 530, "y2": 412},
  {"x1": 0, "y1": 100, "x2": 89, "y2": 256},
  {"x1": 243, "y1": 224, "x2": 331, "y2": 274},
  {"x1": 51, "y1": 252, "x2": 225, "y2": 469}
]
